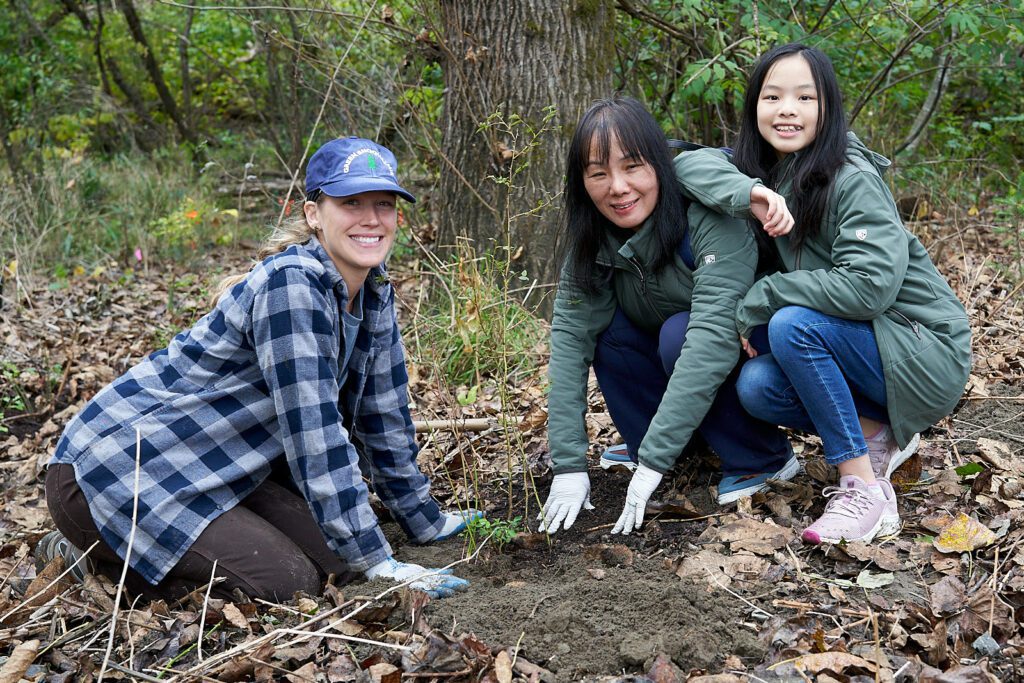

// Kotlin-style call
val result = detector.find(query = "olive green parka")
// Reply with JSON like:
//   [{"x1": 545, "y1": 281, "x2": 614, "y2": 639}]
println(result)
[
  {"x1": 673, "y1": 133, "x2": 971, "y2": 449},
  {"x1": 547, "y1": 197, "x2": 758, "y2": 475}
]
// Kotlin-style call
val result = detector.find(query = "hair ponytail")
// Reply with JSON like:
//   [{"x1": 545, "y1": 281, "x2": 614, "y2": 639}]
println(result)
[{"x1": 209, "y1": 201, "x2": 319, "y2": 306}]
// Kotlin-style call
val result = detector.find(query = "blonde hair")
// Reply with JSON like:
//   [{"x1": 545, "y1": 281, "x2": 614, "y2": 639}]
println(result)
[{"x1": 210, "y1": 203, "x2": 318, "y2": 306}]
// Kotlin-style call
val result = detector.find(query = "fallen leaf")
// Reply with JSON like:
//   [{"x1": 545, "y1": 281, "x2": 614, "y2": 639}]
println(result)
[
  {"x1": 367, "y1": 662, "x2": 400, "y2": 683},
  {"x1": 285, "y1": 662, "x2": 318, "y2": 683},
  {"x1": 841, "y1": 541, "x2": 905, "y2": 571},
  {"x1": 674, "y1": 549, "x2": 768, "y2": 589},
  {"x1": 647, "y1": 496, "x2": 703, "y2": 518},
  {"x1": 933, "y1": 513, "x2": 997, "y2": 553},
  {"x1": 215, "y1": 602, "x2": 244, "y2": 629},
  {"x1": 646, "y1": 653, "x2": 685, "y2": 683},
  {"x1": 716, "y1": 517, "x2": 795, "y2": 555},
  {"x1": 919, "y1": 661, "x2": 1001, "y2": 682},
  {"x1": 930, "y1": 575, "x2": 966, "y2": 617},
  {"x1": 910, "y1": 617, "x2": 948, "y2": 667},
  {"x1": 956, "y1": 585, "x2": 1015, "y2": 639},
  {"x1": 780, "y1": 651, "x2": 878, "y2": 675},
  {"x1": 494, "y1": 650, "x2": 513, "y2": 683},
  {"x1": 976, "y1": 437, "x2": 1014, "y2": 472},
  {"x1": 0, "y1": 638, "x2": 40, "y2": 683},
  {"x1": 586, "y1": 568, "x2": 606, "y2": 580},
  {"x1": 855, "y1": 569, "x2": 894, "y2": 589},
  {"x1": 805, "y1": 459, "x2": 836, "y2": 484}
]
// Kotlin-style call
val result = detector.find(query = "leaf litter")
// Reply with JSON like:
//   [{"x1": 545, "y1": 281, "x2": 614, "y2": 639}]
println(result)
[{"x1": 1, "y1": 214, "x2": 1023, "y2": 681}]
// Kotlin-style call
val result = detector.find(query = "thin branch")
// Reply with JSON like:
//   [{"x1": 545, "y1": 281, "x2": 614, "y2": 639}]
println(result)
[
  {"x1": 274, "y1": 0, "x2": 378, "y2": 226},
  {"x1": 98, "y1": 427, "x2": 143, "y2": 683}
]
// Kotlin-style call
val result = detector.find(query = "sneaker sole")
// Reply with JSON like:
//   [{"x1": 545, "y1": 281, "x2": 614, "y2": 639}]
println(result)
[
  {"x1": 802, "y1": 512, "x2": 901, "y2": 545},
  {"x1": 717, "y1": 456, "x2": 802, "y2": 505},
  {"x1": 599, "y1": 456, "x2": 638, "y2": 472},
  {"x1": 883, "y1": 433, "x2": 921, "y2": 478}
]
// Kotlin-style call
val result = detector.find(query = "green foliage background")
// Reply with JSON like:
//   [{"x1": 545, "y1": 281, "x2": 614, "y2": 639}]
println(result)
[{"x1": 1, "y1": 0, "x2": 1021, "y2": 275}]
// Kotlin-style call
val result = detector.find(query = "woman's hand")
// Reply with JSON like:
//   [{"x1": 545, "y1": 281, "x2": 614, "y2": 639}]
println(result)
[
  {"x1": 611, "y1": 465, "x2": 663, "y2": 535},
  {"x1": 750, "y1": 185, "x2": 793, "y2": 237},
  {"x1": 740, "y1": 335, "x2": 758, "y2": 358},
  {"x1": 365, "y1": 558, "x2": 469, "y2": 598},
  {"x1": 538, "y1": 472, "x2": 594, "y2": 533}
]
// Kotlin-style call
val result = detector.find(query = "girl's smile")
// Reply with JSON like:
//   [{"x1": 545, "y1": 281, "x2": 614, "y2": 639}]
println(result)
[{"x1": 756, "y1": 54, "x2": 820, "y2": 158}]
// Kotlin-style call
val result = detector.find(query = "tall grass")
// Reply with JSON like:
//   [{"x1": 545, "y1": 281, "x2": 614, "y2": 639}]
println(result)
[{"x1": 0, "y1": 149, "x2": 252, "y2": 297}]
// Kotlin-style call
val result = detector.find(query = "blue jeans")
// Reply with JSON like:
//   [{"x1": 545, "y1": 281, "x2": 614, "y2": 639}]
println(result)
[
  {"x1": 592, "y1": 308, "x2": 791, "y2": 476},
  {"x1": 735, "y1": 306, "x2": 889, "y2": 465}
]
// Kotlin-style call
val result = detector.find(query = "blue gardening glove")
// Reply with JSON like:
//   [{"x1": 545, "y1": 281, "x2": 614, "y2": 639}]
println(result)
[
  {"x1": 611, "y1": 464, "x2": 663, "y2": 535},
  {"x1": 538, "y1": 472, "x2": 595, "y2": 533},
  {"x1": 365, "y1": 558, "x2": 469, "y2": 598},
  {"x1": 432, "y1": 508, "x2": 483, "y2": 542}
]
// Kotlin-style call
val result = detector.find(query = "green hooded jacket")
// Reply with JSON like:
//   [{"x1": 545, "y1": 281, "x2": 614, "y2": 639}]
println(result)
[
  {"x1": 547, "y1": 197, "x2": 758, "y2": 475},
  {"x1": 673, "y1": 133, "x2": 971, "y2": 449}
]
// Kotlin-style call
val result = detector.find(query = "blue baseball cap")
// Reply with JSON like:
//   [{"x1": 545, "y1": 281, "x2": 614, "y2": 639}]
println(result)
[{"x1": 305, "y1": 137, "x2": 416, "y2": 203}]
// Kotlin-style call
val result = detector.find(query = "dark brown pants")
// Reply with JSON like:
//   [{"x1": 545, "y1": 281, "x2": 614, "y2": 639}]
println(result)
[{"x1": 45, "y1": 464, "x2": 354, "y2": 602}]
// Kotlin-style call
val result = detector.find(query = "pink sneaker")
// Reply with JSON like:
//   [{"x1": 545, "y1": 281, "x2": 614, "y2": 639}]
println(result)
[
  {"x1": 802, "y1": 476, "x2": 900, "y2": 544},
  {"x1": 866, "y1": 427, "x2": 920, "y2": 479}
]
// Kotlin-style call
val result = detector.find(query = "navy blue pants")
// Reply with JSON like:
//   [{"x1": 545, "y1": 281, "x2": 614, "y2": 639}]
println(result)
[{"x1": 592, "y1": 308, "x2": 792, "y2": 476}]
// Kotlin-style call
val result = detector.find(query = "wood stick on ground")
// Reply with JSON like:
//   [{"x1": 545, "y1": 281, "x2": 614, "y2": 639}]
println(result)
[
  {"x1": 401, "y1": 668, "x2": 473, "y2": 679},
  {"x1": 772, "y1": 598, "x2": 873, "y2": 619},
  {"x1": 414, "y1": 416, "x2": 524, "y2": 433},
  {"x1": 580, "y1": 511, "x2": 724, "y2": 533},
  {"x1": 705, "y1": 567, "x2": 772, "y2": 619}
]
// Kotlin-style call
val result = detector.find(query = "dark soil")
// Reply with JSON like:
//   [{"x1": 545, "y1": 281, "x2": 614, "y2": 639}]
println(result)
[{"x1": 382, "y1": 469, "x2": 764, "y2": 681}]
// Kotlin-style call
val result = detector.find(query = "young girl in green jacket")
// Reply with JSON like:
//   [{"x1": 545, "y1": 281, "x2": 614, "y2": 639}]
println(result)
[{"x1": 675, "y1": 44, "x2": 971, "y2": 545}]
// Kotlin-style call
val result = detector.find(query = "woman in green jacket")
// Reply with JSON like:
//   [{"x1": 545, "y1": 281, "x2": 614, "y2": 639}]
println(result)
[
  {"x1": 675, "y1": 44, "x2": 971, "y2": 545},
  {"x1": 539, "y1": 97, "x2": 795, "y2": 536}
]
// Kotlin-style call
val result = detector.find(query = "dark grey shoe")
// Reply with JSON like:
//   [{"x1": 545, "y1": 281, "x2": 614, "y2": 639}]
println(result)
[{"x1": 36, "y1": 530, "x2": 92, "y2": 583}]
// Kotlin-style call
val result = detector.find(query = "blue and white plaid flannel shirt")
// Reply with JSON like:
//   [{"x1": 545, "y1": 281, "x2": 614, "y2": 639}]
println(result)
[{"x1": 51, "y1": 238, "x2": 443, "y2": 585}]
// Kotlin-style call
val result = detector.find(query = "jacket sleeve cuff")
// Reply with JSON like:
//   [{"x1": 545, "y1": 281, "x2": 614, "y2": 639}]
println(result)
[
  {"x1": 637, "y1": 458, "x2": 671, "y2": 475},
  {"x1": 337, "y1": 528, "x2": 394, "y2": 573},
  {"x1": 395, "y1": 498, "x2": 445, "y2": 544}
]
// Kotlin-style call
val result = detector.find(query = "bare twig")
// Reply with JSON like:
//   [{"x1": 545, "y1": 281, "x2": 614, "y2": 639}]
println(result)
[
  {"x1": 197, "y1": 559, "x2": 218, "y2": 661},
  {"x1": 704, "y1": 567, "x2": 772, "y2": 620},
  {"x1": 274, "y1": 0, "x2": 378, "y2": 226},
  {"x1": 173, "y1": 537, "x2": 490, "y2": 680},
  {"x1": 0, "y1": 541, "x2": 99, "y2": 624},
  {"x1": 414, "y1": 416, "x2": 524, "y2": 433},
  {"x1": 98, "y1": 427, "x2": 143, "y2": 683}
]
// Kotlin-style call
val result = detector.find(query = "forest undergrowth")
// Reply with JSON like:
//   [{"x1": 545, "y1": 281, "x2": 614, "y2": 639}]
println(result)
[{"x1": 0, "y1": 206, "x2": 1023, "y2": 682}]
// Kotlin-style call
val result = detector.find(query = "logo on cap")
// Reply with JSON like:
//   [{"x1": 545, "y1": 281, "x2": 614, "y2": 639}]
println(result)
[{"x1": 342, "y1": 148, "x2": 395, "y2": 176}]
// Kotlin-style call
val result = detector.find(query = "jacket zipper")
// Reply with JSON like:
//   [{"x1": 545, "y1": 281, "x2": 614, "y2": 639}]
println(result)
[
  {"x1": 892, "y1": 310, "x2": 921, "y2": 339},
  {"x1": 627, "y1": 256, "x2": 646, "y2": 294},
  {"x1": 625, "y1": 256, "x2": 668, "y2": 323}
]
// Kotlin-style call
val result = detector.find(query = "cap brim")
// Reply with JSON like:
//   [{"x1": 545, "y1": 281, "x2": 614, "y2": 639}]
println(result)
[{"x1": 319, "y1": 178, "x2": 416, "y2": 203}]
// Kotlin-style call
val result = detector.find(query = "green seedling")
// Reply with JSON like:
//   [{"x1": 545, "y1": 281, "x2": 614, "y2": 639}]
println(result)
[{"x1": 461, "y1": 515, "x2": 523, "y2": 556}]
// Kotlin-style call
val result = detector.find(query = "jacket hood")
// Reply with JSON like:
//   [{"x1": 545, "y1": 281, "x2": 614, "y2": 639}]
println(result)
[{"x1": 845, "y1": 131, "x2": 891, "y2": 177}]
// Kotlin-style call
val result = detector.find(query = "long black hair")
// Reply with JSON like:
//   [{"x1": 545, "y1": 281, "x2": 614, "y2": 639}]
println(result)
[
  {"x1": 562, "y1": 97, "x2": 686, "y2": 294},
  {"x1": 732, "y1": 43, "x2": 848, "y2": 255}
]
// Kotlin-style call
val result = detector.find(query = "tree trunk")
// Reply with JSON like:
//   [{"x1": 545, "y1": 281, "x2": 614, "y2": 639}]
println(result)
[
  {"x1": 118, "y1": 0, "x2": 197, "y2": 145},
  {"x1": 437, "y1": 0, "x2": 616, "y2": 317}
]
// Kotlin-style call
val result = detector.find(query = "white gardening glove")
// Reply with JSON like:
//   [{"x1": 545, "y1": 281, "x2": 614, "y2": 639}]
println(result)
[
  {"x1": 611, "y1": 464, "x2": 664, "y2": 535},
  {"x1": 538, "y1": 472, "x2": 595, "y2": 533},
  {"x1": 365, "y1": 558, "x2": 469, "y2": 598}
]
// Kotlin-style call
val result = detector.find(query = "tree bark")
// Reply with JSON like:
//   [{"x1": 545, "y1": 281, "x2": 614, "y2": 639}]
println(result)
[{"x1": 437, "y1": 0, "x2": 616, "y2": 317}]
